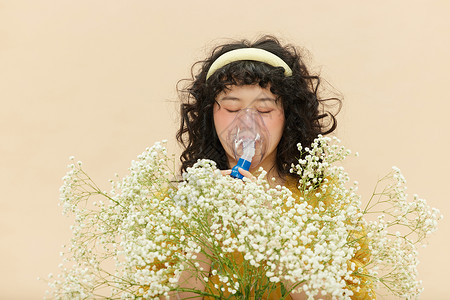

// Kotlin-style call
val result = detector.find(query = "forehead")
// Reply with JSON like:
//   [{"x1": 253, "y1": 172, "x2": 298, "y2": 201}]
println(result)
[{"x1": 216, "y1": 84, "x2": 280, "y2": 104}]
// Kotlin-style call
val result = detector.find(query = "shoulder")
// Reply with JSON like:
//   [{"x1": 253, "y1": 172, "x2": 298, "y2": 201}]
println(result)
[{"x1": 284, "y1": 175, "x2": 301, "y2": 195}]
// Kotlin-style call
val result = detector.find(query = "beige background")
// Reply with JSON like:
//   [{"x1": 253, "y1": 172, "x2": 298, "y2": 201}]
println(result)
[{"x1": 1, "y1": 1, "x2": 449, "y2": 299}]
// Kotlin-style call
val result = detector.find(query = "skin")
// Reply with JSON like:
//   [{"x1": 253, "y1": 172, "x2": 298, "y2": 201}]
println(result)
[{"x1": 213, "y1": 84, "x2": 285, "y2": 184}]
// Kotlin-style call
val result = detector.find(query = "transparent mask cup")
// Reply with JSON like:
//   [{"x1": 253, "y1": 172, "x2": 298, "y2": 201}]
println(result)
[{"x1": 225, "y1": 109, "x2": 270, "y2": 179}]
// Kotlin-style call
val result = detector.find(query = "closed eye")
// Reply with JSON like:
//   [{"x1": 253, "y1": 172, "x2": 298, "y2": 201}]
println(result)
[{"x1": 225, "y1": 109, "x2": 240, "y2": 113}]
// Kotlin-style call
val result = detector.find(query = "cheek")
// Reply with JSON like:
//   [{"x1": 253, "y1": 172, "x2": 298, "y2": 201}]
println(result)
[
  {"x1": 213, "y1": 106, "x2": 236, "y2": 163},
  {"x1": 265, "y1": 110, "x2": 285, "y2": 143},
  {"x1": 213, "y1": 106, "x2": 233, "y2": 138}
]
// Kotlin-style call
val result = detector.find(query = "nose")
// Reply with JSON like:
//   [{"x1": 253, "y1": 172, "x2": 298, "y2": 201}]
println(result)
[{"x1": 234, "y1": 108, "x2": 263, "y2": 127}]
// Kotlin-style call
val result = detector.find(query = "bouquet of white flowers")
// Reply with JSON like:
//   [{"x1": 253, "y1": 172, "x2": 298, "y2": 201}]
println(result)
[{"x1": 45, "y1": 136, "x2": 441, "y2": 299}]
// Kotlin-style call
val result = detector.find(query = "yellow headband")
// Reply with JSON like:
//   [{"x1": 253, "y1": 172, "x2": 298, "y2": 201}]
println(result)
[{"x1": 206, "y1": 48, "x2": 293, "y2": 80}]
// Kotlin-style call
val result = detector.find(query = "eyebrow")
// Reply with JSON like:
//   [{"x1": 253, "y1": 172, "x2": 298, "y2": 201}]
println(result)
[{"x1": 219, "y1": 96, "x2": 277, "y2": 102}]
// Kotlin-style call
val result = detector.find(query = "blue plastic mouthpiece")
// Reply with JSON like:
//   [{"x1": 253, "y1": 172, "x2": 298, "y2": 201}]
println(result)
[{"x1": 230, "y1": 158, "x2": 252, "y2": 179}]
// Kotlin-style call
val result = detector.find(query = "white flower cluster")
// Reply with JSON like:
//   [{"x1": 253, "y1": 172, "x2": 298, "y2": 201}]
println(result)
[
  {"x1": 45, "y1": 137, "x2": 441, "y2": 299},
  {"x1": 172, "y1": 159, "x2": 358, "y2": 299},
  {"x1": 46, "y1": 141, "x2": 177, "y2": 299},
  {"x1": 290, "y1": 136, "x2": 353, "y2": 191},
  {"x1": 363, "y1": 166, "x2": 443, "y2": 298}
]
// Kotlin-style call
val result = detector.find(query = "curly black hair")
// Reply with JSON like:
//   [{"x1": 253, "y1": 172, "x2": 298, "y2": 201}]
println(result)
[{"x1": 176, "y1": 35, "x2": 341, "y2": 177}]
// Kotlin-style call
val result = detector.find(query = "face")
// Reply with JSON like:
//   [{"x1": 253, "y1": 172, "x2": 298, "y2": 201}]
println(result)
[{"x1": 213, "y1": 84, "x2": 285, "y2": 172}]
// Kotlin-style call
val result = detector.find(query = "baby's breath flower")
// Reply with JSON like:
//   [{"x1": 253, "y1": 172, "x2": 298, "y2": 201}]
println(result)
[{"x1": 47, "y1": 138, "x2": 441, "y2": 299}]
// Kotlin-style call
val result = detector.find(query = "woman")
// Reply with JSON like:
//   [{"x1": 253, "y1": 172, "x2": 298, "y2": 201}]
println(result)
[
  {"x1": 177, "y1": 36, "x2": 336, "y2": 184},
  {"x1": 174, "y1": 35, "x2": 374, "y2": 299}
]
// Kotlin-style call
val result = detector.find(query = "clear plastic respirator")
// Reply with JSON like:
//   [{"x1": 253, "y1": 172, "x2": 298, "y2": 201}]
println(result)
[{"x1": 226, "y1": 109, "x2": 270, "y2": 179}]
